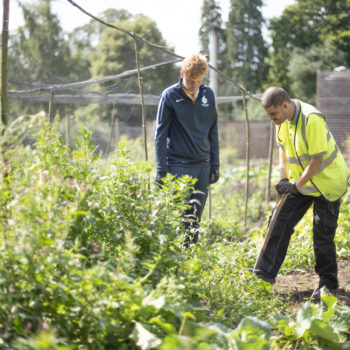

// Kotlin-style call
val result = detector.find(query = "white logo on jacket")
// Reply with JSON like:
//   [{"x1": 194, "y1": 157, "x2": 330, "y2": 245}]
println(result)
[{"x1": 201, "y1": 95, "x2": 209, "y2": 107}]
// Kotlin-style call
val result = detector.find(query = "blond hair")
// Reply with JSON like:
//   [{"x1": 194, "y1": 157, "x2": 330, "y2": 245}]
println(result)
[{"x1": 181, "y1": 54, "x2": 208, "y2": 79}]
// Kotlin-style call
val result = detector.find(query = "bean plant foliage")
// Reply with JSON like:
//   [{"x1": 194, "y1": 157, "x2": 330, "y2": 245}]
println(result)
[{"x1": 0, "y1": 115, "x2": 349, "y2": 349}]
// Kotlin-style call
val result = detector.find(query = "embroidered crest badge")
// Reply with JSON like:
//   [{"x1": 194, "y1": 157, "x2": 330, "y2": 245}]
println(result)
[{"x1": 201, "y1": 95, "x2": 209, "y2": 107}]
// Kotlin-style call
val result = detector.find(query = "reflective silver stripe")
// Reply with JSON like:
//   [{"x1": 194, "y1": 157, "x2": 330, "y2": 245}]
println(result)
[
  {"x1": 288, "y1": 153, "x2": 311, "y2": 164},
  {"x1": 312, "y1": 151, "x2": 327, "y2": 158},
  {"x1": 327, "y1": 130, "x2": 331, "y2": 142},
  {"x1": 299, "y1": 153, "x2": 311, "y2": 162},
  {"x1": 301, "y1": 113, "x2": 309, "y2": 150},
  {"x1": 315, "y1": 145, "x2": 339, "y2": 175},
  {"x1": 288, "y1": 157, "x2": 299, "y2": 164},
  {"x1": 300, "y1": 185, "x2": 318, "y2": 194}
]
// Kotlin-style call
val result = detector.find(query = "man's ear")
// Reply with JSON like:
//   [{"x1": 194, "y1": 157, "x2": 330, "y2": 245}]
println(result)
[
  {"x1": 180, "y1": 71, "x2": 183, "y2": 78},
  {"x1": 281, "y1": 101, "x2": 289, "y2": 110}
]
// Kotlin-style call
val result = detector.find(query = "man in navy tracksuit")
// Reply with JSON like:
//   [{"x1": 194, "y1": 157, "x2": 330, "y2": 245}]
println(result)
[{"x1": 155, "y1": 54, "x2": 220, "y2": 245}]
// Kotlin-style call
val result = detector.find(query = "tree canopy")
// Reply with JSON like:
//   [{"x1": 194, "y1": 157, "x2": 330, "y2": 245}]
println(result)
[
  {"x1": 199, "y1": 0, "x2": 223, "y2": 55},
  {"x1": 7, "y1": 3, "x2": 178, "y2": 123},
  {"x1": 268, "y1": 0, "x2": 350, "y2": 98},
  {"x1": 6, "y1": 0, "x2": 350, "y2": 122},
  {"x1": 88, "y1": 13, "x2": 178, "y2": 123},
  {"x1": 8, "y1": 1, "x2": 91, "y2": 117},
  {"x1": 225, "y1": 0, "x2": 268, "y2": 92}
]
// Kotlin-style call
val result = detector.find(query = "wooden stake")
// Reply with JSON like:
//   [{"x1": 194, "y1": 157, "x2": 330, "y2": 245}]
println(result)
[
  {"x1": 133, "y1": 38, "x2": 148, "y2": 161},
  {"x1": 1, "y1": 0, "x2": 10, "y2": 128},
  {"x1": 65, "y1": 114, "x2": 71, "y2": 148},
  {"x1": 242, "y1": 90, "x2": 250, "y2": 227},
  {"x1": 266, "y1": 122, "x2": 275, "y2": 203},
  {"x1": 48, "y1": 91, "x2": 55, "y2": 124},
  {"x1": 106, "y1": 104, "x2": 116, "y2": 159}
]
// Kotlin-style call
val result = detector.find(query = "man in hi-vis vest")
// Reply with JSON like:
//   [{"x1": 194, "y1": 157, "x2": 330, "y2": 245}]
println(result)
[{"x1": 254, "y1": 86, "x2": 349, "y2": 300}]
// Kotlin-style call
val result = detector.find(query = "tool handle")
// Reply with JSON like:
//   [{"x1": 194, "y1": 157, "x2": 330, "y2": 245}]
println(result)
[{"x1": 253, "y1": 193, "x2": 289, "y2": 273}]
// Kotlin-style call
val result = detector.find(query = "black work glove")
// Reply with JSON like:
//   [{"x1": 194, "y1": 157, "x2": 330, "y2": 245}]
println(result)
[
  {"x1": 155, "y1": 172, "x2": 167, "y2": 186},
  {"x1": 275, "y1": 178, "x2": 289, "y2": 192},
  {"x1": 276, "y1": 178, "x2": 299, "y2": 195},
  {"x1": 209, "y1": 166, "x2": 220, "y2": 184}
]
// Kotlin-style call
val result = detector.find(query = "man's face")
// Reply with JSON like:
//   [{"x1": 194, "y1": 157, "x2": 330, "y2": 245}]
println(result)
[
  {"x1": 264, "y1": 102, "x2": 290, "y2": 125},
  {"x1": 181, "y1": 72, "x2": 204, "y2": 94}
]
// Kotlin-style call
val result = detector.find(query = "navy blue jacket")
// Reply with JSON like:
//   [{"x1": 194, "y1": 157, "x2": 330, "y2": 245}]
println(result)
[{"x1": 155, "y1": 79, "x2": 220, "y2": 173}]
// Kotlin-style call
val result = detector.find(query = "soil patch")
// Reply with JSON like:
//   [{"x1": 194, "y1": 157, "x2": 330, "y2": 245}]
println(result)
[{"x1": 274, "y1": 258, "x2": 350, "y2": 310}]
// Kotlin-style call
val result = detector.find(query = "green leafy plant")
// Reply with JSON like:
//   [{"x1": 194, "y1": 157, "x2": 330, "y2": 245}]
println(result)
[
  {"x1": 0, "y1": 119, "x2": 349, "y2": 349},
  {"x1": 272, "y1": 290, "x2": 350, "y2": 348}
]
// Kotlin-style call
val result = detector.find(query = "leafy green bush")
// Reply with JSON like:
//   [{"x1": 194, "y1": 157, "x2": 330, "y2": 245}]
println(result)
[
  {"x1": 335, "y1": 188, "x2": 350, "y2": 256},
  {"x1": 272, "y1": 291, "x2": 350, "y2": 348},
  {"x1": 0, "y1": 116, "x2": 194, "y2": 348},
  {"x1": 0, "y1": 116, "x2": 349, "y2": 349}
]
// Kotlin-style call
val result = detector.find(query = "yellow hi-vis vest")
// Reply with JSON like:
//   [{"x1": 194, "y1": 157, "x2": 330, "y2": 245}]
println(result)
[{"x1": 277, "y1": 100, "x2": 349, "y2": 202}]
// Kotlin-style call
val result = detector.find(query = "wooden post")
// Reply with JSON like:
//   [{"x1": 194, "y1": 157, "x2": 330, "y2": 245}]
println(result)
[
  {"x1": 242, "y1": 90, "x2": 250, "y2": 227},
  {"x1": 1, "y1": 0, "x2": 10, "y2": 248},
  {"x1": 48, "y1": 91, "x2": 55, "y2": 124},
  {"x1": 65, "y1": 114, "x2": 71, "y2": 148},
  {"x1": 208, "y1": 29, "x2": 219, "y2": 221},
  {"x1": 115, "y1": 118, "x2": 120, "y2": 152},
  {"x1": 133, "y1": 38, "x2": 148, "y2": 161},
  {"x1": 1, "y1": 0, "x2": 10, "y2": 128},
  {"x1": 106, "y1": 104, "x2": 116, "y2": 159},
  {"x1": 266, "y1": 122, "x2": 275, "y2": 203}
]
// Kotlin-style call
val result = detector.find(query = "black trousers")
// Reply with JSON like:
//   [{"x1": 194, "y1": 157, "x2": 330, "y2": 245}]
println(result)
[{"x1": 255, "y1": 193, "x2": 340, "y2": 289}]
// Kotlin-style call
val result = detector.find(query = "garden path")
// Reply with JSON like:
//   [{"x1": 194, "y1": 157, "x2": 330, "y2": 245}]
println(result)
[{"x1": 275, "y1": 258, "x2": 350, "y2": 310}]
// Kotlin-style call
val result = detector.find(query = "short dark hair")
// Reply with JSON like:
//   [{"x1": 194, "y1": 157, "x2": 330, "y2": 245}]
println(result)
[{"x1": 261, "y1": 86, "x2": 291, "y2": 108}]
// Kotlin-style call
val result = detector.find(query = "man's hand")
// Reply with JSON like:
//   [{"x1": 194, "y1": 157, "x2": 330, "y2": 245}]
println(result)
[
  {"x1": 155, "y1": 172, "x2": 167, "y2": 186},
  {"x1": 209, "y1": 166, "x2": 220, "y2": 184},
  {"x1": 275, "y1": 178, "x2": 289, "y2": 191},
  {"x1": 276, "y1": 178, "x2": 299, "y2": 195}
]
